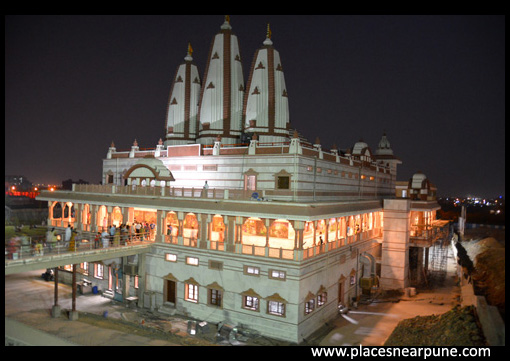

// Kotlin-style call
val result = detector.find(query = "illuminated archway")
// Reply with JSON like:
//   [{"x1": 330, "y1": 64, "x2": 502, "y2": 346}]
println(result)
[
  {"x1": 165, "y1": 211, "x2": 179, "y2": 241},
  {"x1": 268, "y1": 219, "x2": 295, "y2": 249},
  {"x1": 242, "y1": 217, "x2": 266, "y2": 246},
  {"x1": 111, "y1": 207, "x2": 123, "y2": 227},
  {"x1": 183, "y1": 213, "x2": 199, "y2": 245},
  {"x1": 211, "y1": 215, "x2": 226, "y2": 242},
  {"x1": 97, "y1": 205, "x2": 108, "y2": 230}
]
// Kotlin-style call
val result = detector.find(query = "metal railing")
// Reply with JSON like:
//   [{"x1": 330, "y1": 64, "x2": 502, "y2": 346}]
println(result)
[{"x1": 5, "y1": 230, "x2": 152, "y2": 261}]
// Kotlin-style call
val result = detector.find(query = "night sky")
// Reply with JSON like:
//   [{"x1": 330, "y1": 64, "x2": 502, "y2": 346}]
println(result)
[{"x1": 5, "y1": 15, "x2": 505, "y2": 198}]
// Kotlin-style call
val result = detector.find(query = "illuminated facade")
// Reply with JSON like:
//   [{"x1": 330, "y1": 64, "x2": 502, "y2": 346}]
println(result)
[{"x1": 37, "y1": 17, "x2": 448, "y2": 343}]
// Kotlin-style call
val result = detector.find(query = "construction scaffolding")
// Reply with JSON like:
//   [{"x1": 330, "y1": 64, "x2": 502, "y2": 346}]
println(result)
[
  {"x1": 428, "y1": 223, "x2": 451, "y2": 286},
  {"x1": 427, "y1": 231, "x2": 451, "y2": 286}
]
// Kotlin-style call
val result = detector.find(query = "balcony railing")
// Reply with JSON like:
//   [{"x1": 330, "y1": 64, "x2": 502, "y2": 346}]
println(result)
[{"x1": 5, "y1": 231, "x2": 151, "y2": 261}]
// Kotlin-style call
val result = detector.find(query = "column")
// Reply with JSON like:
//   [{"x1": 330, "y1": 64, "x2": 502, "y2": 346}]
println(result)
[
  {"x1": 51, "y1": 268, "x2": 60, "y2": 318},
  {"x1": 60, "y1": 202, "x2": 65, "y2": 227},
  {"x1": 90, "y1": 204, "x2": 98, "y2": 233},
  {"x1": 69, "y1": 264, "x2": 79, "y2": 320},
  {"x1": 137, "y1": 253, "x2": 146, "y2": 308},
  {"x1": 74, "y1": 203, "x2": 82, "y2": 231},
  {"x1": 225, "y1": 216, "x2": 236, "y2": 252},
  {"x1": 264, "y1": 218, "x2": 270, "y2": 247},
  {"x1": 380, "y1": 199, "x2": 411, "y2": 290},
  {"x1": 293, "y1": 220, "x2": 304, "y2": 250},
  {"x1": 198, "y1": 214, "x2": 209, "y2": 249},
  {"x1": 177, "y1": 212, "x2": 184, "y2": 245},
  {"x1": 155, "y1": 210, "x2": 164, "y2": 243}
]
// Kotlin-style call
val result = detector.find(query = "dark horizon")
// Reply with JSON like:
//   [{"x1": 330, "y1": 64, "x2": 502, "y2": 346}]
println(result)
[{"x1": 5, "y1": 15, "x2": 505, "y2": 198}]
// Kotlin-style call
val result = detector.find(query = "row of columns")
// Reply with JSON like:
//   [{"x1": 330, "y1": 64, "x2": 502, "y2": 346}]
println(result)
[{"x1": 49, "y1": 201, "x2": 381, "y2": 252}]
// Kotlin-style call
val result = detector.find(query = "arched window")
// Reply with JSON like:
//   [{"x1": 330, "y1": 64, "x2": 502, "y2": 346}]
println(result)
[
  {"x1": 183, "y1": 213, "x2": 199, "y2": 246},
  {"x1": 210, "y1": 215, "x2": 225, "y2": 242},
  {"x1": 52, "y1": 202, "x2": 62, "y2": 219},
  {"x1": 111, "y1": 207, "x2": 123, "y2": 227},
  {"x1": 242, "y1": 217, "x2": 266, "y2": 247},
  {"x1": 97, "y1": 205, "x2": 108, "y2": 230},
  {"x1": 165, "y1": 212, "x2": 179, "y2": 243},
  {"x1": 268, "y1": 219, "x2": 295, "y2": 249}
]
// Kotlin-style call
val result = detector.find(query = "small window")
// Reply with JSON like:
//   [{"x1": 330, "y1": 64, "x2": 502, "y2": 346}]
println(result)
[
  {"x1": 317, "y1": 292, "x2": 327, "y2": 307},
  {"x1": 243, "y1": 295, "x2": 259, "y2": 311},
  {"x1": 305, "y1": 299, "x2": 315, "y2": 315},
  {"x1": 165, "y1": 253, "x2": 177, "y2": 262},
  {"x1": 209, "y1": 260, "x2": 223, "y2": 270},
  {"x1": 186, "y1": 257, "x2": 199, "y2": 266},
  {"x1": 94, "y1": 263, "x2": 104, "y2": 279},
  {"x1": 244, "y1": 266, "x2": 260, "y2": 276},
  {"x1": 277, "y1": 176, "x2": 290, "y2": 190},
  {"x1": 269, "y1": 270, "x2": 286, "y2": 281}
]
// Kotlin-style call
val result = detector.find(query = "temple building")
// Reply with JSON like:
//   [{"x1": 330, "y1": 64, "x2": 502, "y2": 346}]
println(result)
[{"x1": 36, "y1": 16, "x2": 449, "y2": 344}]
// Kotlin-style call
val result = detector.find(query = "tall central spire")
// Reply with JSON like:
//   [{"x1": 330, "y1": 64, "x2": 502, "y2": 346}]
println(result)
[
  {"x1": 243, "y1": 24, "x2": 290, "y2": 143},
  {"x1": 197, "y1": 16, "x2": 245, "y2": 145}
]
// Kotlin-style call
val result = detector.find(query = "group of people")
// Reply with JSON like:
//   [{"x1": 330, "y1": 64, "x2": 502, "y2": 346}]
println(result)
[
  {"x1": 92, "y1": 221, "x2": 155, "y2": 249},
  {"x1": 6, "y1": 221, "x2": 157, "y2": 259}
]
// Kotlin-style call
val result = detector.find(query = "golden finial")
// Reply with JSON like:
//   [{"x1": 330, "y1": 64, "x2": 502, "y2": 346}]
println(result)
[
  {"x1": 267, "y1": 23, "x2": 272, "y2": 39},
  {"x1": 225, "y1": 15, "x2": 230, "y2": 24},
  {"x1": 188, "y1": 42, "x2": 193, "y2": 57}
]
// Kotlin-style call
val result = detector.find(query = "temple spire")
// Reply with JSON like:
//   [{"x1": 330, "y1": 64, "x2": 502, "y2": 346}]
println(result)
[
  {"x1": 221, "y1": 15, "x2": 232, "y2": 30},
  {"x1": 197, "y1": 15, "x2": 244, "y2": 145},
  {"x1": 185, "y1": 42, "x2": 193, "y2": 62},
  {"x1": 263, "y1": 23, "x2": 273, "y2": 46}
]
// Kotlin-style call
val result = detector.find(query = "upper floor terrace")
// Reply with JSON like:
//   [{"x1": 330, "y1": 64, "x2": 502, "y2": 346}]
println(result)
[{"x1": 36, "y1": 185, "x2": 384, "y2": 264}]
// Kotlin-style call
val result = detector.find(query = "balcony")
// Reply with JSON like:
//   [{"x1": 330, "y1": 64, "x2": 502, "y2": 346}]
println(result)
[{"x1": 409, "y1": 220, "x2": 450, "y2": 247}]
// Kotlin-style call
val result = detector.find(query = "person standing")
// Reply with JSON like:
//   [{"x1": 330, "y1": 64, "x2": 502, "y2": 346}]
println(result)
[
  {"x1": 109, "y1": 224, "x2": 116, "y2": 246},
  {"x1": 64, "y1": 225, "x2": 72, "y2": 248},
  {"x1": 101, "y1": 229, "x2": 110, "y2": 248},
  {"x1": 94, "y1": 232, "x2": 101, "y2": 249}
]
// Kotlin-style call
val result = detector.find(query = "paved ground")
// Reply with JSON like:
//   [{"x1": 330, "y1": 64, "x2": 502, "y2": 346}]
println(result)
[{"x1": 5, "y1": 251, "x2": 461, "y2": 346}]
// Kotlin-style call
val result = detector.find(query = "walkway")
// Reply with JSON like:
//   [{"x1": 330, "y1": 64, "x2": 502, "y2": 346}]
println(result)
[{"x1": 5, "y1": 241, "x2": 151, "y2": 275}]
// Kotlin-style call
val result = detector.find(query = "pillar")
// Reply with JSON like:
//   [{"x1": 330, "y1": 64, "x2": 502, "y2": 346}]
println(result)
[
  {"x1": 155, "y1": 209, "x2": 164, "y2": 243},
  {"x1": 293, "y1": 220, "x2": 304, "y2": 250},
  {"x1": 90, "y1": 204, "x2": 98, "y2": 233},
  {"x1": 199, "y1": 214, "x2": 209, "y2": 249},
  {"x1": 137, "y1": 253, "x2": 146, "y2": 308},
  {"x1": 380, "y1": 199, "x2": 411, "y2": 290},
  {"x1": 69, "y1": 264, "x2": 79, "y2": 320},
  {"x1": 225, "y1": 216, "x2": 236, "y2": 252},
  {"x1": 74, "y1": 203, "x2": 82, "y2": 231},
  {"x1": 51, "y1": 268, "x2": 61, "y2": 318}
]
